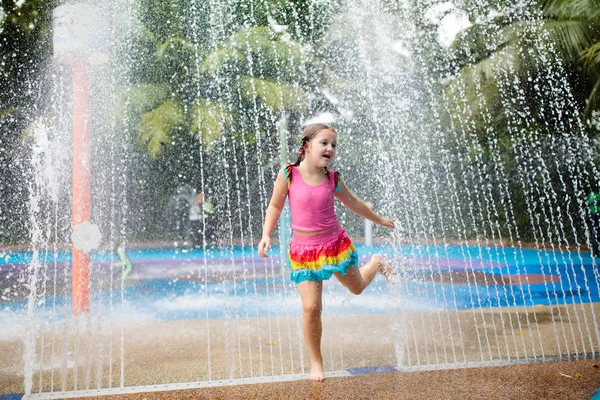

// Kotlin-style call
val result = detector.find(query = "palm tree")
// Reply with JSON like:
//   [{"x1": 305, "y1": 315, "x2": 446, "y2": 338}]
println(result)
[
  {"x1": 443, "y1": 0, "x2": 600, "y2": 135},
  {"x1": 428, "y1": 0, "x2": 600, "y2": 243},
  {"x1": 118, "y1": 0, "x2": 331, "y2": 160}
]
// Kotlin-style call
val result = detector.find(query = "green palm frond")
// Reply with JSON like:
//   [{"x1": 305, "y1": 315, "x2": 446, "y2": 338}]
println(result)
[
  {"x1": 137, "y1": 99, "x2": 184, "y2": 159},
  {"x1": 446, "y1": 0, "x2": 600, "y2": 138},
  {"x1": 446, "y1": 41, "x2": 521, "y2": 131},
  {"x1": 450, "y1": 17, "x2": 514, "y2": 64},
  {"x1": 266, "y1": 39, "x2": 305, "y2": 77},
  {"x1": 114, "y1": 84, "x2": 171, "y2": 123},
  {"x1": 156, "y1": 36, "x2": 200, "y2": 80},
  {"x1": 448, "y1": 39, "x2": 522, "y2": 90},
  {"x1": 449, "y1": 18, "x2": 592, "y2": 88},
  {"x1": 542, "y1": 0, "x2": 600, "y2": 20},
  {"x1": 156, "y1": 36, "x2": 197, "y2": 59},
  {"x1": 130, "y1": 24, "x2": 162, "y2": 53},
  {"x1": 221, "y1": 26, "x2": 305, "y2": 79},
  {"x1": 140, "y1": 25, "x2": 161, "y2": 48},
  {"x1": 190, "y1": 99, "x2": 234, "y2": 146},
  {"x1": 581, "y1": 41, "x2": 600, "y2": 70},
  {"x1": 201, "y1": 48, "x2": 244, "y2": 74},
  {"x1": 541, "y1": 19, "x2": 593, "y2": 60},
  {"x1": 226, "y1": 26, "x2": 278, "y2": 50},
  {"x1": 487, "y1": 19, "x2": 589, "y2": 64},
  {"x1": 584, "y1": 78, "x2": 600, "y2": 123},
  {"x1": 240, "y1": 76, "x2": 308, "y2": 111}
]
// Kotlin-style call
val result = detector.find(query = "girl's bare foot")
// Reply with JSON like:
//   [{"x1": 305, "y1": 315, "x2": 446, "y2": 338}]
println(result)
[
  {"x1": 308, "y1": 360, "x2": 325, "y2": 382},
  {"x1": 375, "y1": 255, "x2": 397, "y2": 282}
]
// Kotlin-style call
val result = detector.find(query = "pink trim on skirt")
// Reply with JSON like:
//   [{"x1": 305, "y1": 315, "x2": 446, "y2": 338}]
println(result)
[{"x1": 290, "y1": 224, "x2": 344, "y2": 246}]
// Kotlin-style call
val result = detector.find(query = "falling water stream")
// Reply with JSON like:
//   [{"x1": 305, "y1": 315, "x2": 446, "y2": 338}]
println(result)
[{"x1": 2, "y1": 0, "x2": 600, "y2": 397}]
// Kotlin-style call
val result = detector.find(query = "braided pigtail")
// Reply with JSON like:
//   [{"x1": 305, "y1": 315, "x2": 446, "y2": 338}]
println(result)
[
  {"x1": 292, "y1": 140, "x2": 306, "y2": 167},
  {"x1": 286, "y1": 136, "x2": 309, "y2": 183}
]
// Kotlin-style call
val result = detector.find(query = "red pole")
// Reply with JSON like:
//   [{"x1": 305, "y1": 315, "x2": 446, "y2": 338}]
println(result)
[{"x1": 72, "y1": 59, "x2": 91, "y2": 316}]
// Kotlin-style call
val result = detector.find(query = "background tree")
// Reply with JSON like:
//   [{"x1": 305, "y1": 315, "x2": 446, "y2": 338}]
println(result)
[
  {"x1": 429, "y1": 0, "x2": 600, "y2": 242},
  {"x1": 0, "y1": 0, "x2": 55, "y2": 244},
  {"x1": 445, "y1": 0, "x2": 600, "y2": 137}
]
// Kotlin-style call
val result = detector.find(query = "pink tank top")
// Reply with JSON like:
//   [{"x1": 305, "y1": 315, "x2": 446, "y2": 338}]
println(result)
[{"x1": 285, "y1": 165, "x2": 342, "y2": 232}]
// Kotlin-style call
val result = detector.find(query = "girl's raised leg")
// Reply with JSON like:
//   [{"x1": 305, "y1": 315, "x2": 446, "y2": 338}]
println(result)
[
  {"x1": 297, "y1": 280, "x2": 325, "y2": 381},
  {"x1": 334, "y1": 255, "x2": 395, "y2": 295}
]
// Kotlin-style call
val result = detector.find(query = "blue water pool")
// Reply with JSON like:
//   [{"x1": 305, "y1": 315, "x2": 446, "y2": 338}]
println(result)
[{"x1": 1, "y1": 243, "x2": 599, "y2": 322}]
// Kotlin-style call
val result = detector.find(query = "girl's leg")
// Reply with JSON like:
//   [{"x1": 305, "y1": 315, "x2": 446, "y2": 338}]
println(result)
[
  {"x1": 297, "y1": 280, "x2": 325, "y2": 382},
  {"x1": 334, "y1": 255, "x2": 394, "y2": 295}
]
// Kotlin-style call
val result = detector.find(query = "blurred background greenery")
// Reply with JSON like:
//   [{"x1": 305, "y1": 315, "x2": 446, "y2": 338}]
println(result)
[{"x1": 1, "y1": 0, "x2": 599, "y2": 246}]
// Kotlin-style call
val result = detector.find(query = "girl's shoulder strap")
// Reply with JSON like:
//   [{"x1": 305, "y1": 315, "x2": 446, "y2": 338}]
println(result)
[
  {"x1": 282, "y1": 164, "x2": 293, "y2": 184},
  {"x1": 332, "y1": 169, "x2": 342, "y2": 192}
]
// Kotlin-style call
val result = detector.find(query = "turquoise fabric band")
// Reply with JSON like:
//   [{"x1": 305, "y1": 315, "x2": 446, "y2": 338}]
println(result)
[
  {"x1": 282, "y1": 165, "x2": 291, "y2": 183},
  {"x1": 289, "y1": 251, "x2": 358, "y2": 284},
  {"x1": 335, "y1": 171, "x2": 342, "y2": 192}
]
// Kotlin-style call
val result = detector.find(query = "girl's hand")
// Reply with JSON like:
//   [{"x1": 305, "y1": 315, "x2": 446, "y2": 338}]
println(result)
[
  {"x1": 258, "y1": 236, "x2": 271, "y2": 258},
  {"x1": 378, "y1": 218, "x2": 396, "y2": 229}
]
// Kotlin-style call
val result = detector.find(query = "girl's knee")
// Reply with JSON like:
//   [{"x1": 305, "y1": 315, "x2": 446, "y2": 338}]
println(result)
[
  {"x1": 339, "y1": 275, "x2": 364, "y2": 294},
  {"x1": 347, "y1": 285, "x2": 364, "y2": 295},
  {"x1": 302, "y1": 302, "x2": 322, "y2": 319}
]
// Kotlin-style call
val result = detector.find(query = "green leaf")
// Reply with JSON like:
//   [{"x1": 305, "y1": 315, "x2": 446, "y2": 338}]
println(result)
[
  {"x1": 225, "y1": 26, "x2": 278, "y2": 50},
  {"x1": 240, "y1": 76, "x2": 308, "y2": 111},
  {"x1": 447, "y1": 17, "x2": 592, "y2": 97},
  {"x1": 190, "y1": 100, "x2": 233, "y2": 146},
  {"x1": 541, "y1": 19, "x2": 593, "y2": 60},
  {"x1": 114, "y1": 84, "x2": 171, "y2": 123},
  {"x1": 201, "y1": 48, "x2": 244, "y2": 74},
  {"x1": 581, "y1": 41, "x2": 600, "y2": 70},
  {"x1": 137, "y1": 99, "x2": 184, "y2": 159},
  {"x1": 584, "y1": 78, "x2": 600, "y2": 124},
  {"x1": 0, "y1": 107, "x2": 23, "y2": 120},
  {"x1": 156, "y1": 36, "x2": 197, "y2": 60},
  {"x1": 542, "y1": 0, "x2": 600, "y2": 20},
  {"x1": 449, "y1": 17, "x2": 514, "y2": 66},
  {"x1": 155, "y1": 36, "x2": 201, "y2": 84},
  {"x1": 221, "y1": 26, "x2": 305, "y2": 80},
  {"x1": 448, "y1": 40, "x2": 521, "y2": 90}
]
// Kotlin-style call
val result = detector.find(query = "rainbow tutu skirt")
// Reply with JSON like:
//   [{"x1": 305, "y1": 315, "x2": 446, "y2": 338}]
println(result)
[{"x1": 288, "y1": 225, "x2": 359, "y2": 284}]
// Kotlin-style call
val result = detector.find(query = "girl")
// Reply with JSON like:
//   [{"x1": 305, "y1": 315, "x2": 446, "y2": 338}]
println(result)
[{"x1": 258, "y1": 123, "x2": 396, "y2": 382}]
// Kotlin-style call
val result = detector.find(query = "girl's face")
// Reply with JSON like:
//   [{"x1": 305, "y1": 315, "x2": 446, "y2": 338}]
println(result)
[{"x1": 304, "y1": 129, "x2": 337, "y2": 168}]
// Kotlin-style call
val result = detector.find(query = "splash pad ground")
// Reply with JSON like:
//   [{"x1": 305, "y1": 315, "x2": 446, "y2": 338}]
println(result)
[
  {"x1": 64, "y1": 359, "x2": 600, "y2": 399},
  {"x1": 2, "y1": 310, "x2": 600, "y2": 399},
  {"x1": 2, "y1": 243, "x2": 600, "y2": 398}
]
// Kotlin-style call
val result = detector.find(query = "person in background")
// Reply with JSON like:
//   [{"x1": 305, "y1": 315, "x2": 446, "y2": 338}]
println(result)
[
  {"x1": 190, "y1": 192, "x2": 215, "y2": 248},
  {"x1": 587, "y1": 190, "x2": 600, "y2": 257}
]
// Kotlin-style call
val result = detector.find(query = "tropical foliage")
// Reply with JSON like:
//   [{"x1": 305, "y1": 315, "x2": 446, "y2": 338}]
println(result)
[
  {"x1": 119, "y1": 0, "x2": 333, "y2": 161},
  {"x1": 424, "y1": 0, "x2": 600, "y2": 242},
  {"x1": 0, "y1": 0, "x2": 56, "y2": 244},
  {"x1": 3, "y1": 0, "x2": 597, "y2": 244},
  {"x1": 444, "y1": 0, "x2": 600, "y2": 136}
]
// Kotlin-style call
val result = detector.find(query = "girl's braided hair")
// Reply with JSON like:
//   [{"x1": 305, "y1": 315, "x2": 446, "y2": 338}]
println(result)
[{"x1": 285, "y1": 123, "x2": 337, "y2": 183}]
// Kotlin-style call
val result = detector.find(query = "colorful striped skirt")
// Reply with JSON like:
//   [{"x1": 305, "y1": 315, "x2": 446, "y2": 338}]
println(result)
[{"x1": 288, "y1": 225, "x2": 359, "y2": 284}]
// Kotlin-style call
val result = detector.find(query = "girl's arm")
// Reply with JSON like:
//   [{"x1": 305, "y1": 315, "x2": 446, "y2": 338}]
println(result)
[
  {"x1": 258, "y1": 169, "x2": 289, "y2": 257},
  {"x1": 335, "y1": 178, "x2": 395, "y2": 228}
]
